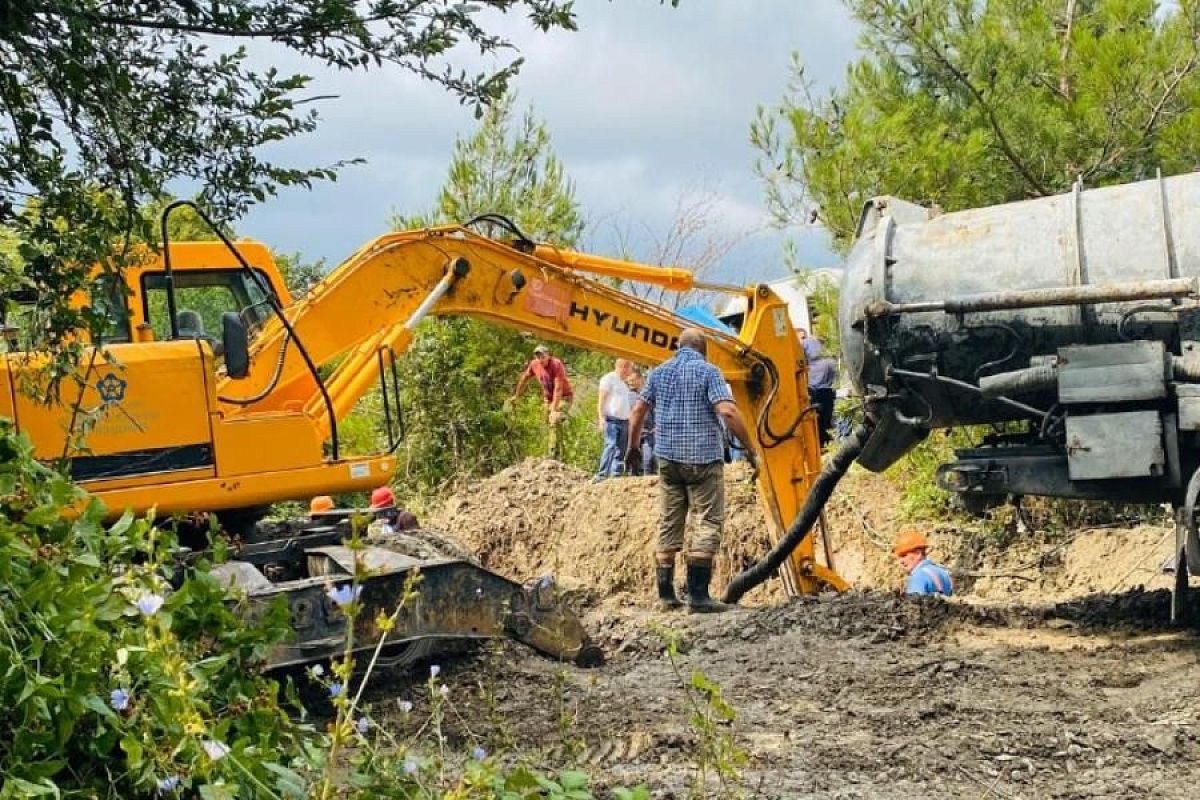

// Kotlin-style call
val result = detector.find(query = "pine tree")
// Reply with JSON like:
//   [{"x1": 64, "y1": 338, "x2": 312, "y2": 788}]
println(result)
[
  {"x1": 385, "y1": 96, "x2": 602, "y2": 497},
  {"x1": 755, "y1": 0, "x2": 1200, "y2": 249}
]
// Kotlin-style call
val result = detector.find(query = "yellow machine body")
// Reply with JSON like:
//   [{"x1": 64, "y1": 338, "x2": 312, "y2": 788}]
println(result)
[{"x1": 6, "y1": 227, "x2": 842, "y2": 595}]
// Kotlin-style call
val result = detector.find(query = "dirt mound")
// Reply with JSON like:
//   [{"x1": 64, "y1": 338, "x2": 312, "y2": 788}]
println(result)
[
  {"x1": 821, "y1": 468, "x2": 908, "y2": 587},
  {"x1": 430, "y1": 457, "x2": 1178, "y2": 610},
  {"x1": 1052, "y1": 587, "x2": 1176, "y2": 630},
  {"x1": 965, "y1": 524, "x2": 1175, "y2": 601},
  {"x1": 429, "y1": 457, "x2": 785, "y2": 605},
  {"x1": 583, "y1": 591, "x2": 983, "y2": 660},
  {"x1": 816, "y1": 469, "x2": 1176, "y2": 603}
]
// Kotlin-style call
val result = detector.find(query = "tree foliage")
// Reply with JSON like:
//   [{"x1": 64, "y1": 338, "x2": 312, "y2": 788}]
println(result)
[
  {"x1": 0, "y1": 0, "x2": 579, "y2": 379},
  {"x1": 755, "y1": 0, "x2": 1200, "y2": 248},
  {"x1": 383, "y1": 95, "x2": 603, "y2": 497},
  {"x1": 274, "y1": 251, "x2": 327, "y2": 299},
  {"x1": 0, "y1": 421, "x2": 655, "y2": 797}
]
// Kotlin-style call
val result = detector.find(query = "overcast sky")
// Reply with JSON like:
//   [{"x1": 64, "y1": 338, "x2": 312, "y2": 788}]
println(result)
[{"x1": 239, "y1": 1, "x2": 860, "y2": 284}]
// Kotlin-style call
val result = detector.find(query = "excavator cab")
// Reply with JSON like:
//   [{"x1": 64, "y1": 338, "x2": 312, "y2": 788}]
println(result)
[{"x1": 130, "y1": 246, "x2": 286, "y2": 342}]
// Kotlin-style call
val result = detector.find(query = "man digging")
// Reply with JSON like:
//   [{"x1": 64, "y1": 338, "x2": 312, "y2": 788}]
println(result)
[
  {"x1": 627, "y1": 328, "x2": 755, "y2": 613},
  {"x1": 893, "y1": 527, "x2": 954, "y2": 597}
]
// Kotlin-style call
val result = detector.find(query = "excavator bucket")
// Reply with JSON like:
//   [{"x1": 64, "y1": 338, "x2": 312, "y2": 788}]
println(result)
[{"x1": 211, "y1": 515, "x2": 604, "y2": 670}]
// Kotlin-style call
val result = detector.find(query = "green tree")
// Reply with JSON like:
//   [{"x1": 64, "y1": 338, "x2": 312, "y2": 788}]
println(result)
[
  {"x1": 393, "y1": 94, "x2": 585, "y2": 242},
  {"x1": 755, "y1": 0, "x2": 1200, "y2": 249},
  {"x1": 383, "y1": 95, "x2": 603, "y2": 497},
  {"x1": 142, "y1": 197, "x2": 235, "y2": 244},
  {"x1": 274, "y1": 251, "x2": 327, "y2": 299},
  {"x1": 0, "y1": 0, "x2": 580, "y2": 380}
]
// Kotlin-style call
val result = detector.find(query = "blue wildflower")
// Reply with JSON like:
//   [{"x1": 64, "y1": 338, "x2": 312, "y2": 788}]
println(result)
[
  {"x1": 325, "y1": 584, "x2": 361, "y2": 607},
  {"x1": 429, "y1": 664, "x2": 440, "y2": 679},
  {"x1": 472, "y1": 745, "x2": 487, "y2": 761},
  {"x1": 136, "y1": 593, "x2": 165, "y2": 616},
  {"x1": 329, "y1": 682, "x2": 344, "y2": 698},
  {"x1": 403, "y1": 757, "x2": 419, "y2": 776},
  {"x1": 156, "y1": 775, "x2": 181, "y2": 794},
  {"x1": 355, "y1": 717, "x2": 370, "y2": 735},
  {"x1": 110, "y1": 688, "x2": 130, "y2": 712}
]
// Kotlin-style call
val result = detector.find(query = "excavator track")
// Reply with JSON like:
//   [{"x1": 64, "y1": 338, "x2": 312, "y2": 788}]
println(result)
[{"x1": 213, "y1": 514, "x2": 604, "y2": 670}]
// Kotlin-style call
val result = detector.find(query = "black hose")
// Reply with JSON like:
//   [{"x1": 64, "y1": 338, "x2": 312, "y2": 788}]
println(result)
[
  {"x1": 722, "y1": 421, "x2": 875, "y2": 604},
  {"x1": 889, "y1": 367, "x2": 1048, "y2": 423},
  {"x1": 463, "y1": 213, "x2": 535, "y2": 249}
]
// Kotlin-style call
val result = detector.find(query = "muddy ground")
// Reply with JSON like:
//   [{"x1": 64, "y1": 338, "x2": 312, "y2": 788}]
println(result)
[{"x1": 371, "y1": 461, "x2": 1198, "y2": 798}]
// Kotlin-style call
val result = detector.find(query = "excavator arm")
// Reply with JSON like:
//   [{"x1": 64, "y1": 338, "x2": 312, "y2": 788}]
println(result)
[{"x1": 214, "y1": 225, "x2": 843, "y2": 595}]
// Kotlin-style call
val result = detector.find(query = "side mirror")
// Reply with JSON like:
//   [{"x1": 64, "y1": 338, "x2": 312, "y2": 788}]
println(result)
[{"x1": 222, "y1": 311, "x2": 250, "y2": 379}]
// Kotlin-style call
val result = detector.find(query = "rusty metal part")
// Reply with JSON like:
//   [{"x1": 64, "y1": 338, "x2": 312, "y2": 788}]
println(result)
[
  {"x1": 978, "y1": 363, "x2": 1058, "y2": 398},
  {"x1": 214, "y1": 522, "x2": 603, "y2": 669},
  {"x1": 865, "y1": 277, "x2": 1199, "y2": 318}
]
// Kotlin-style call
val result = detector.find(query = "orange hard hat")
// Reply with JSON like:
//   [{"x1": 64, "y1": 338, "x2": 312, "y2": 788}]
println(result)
[
  {"x1": 310, "y1": 495, "x2": 335, "y2": 514},
  {"x1": 893, "y1": 527, "x2": 929, "y2": 557},
  {"x1": 369, "y1": 486, "x2": 396, "y2": 510}
]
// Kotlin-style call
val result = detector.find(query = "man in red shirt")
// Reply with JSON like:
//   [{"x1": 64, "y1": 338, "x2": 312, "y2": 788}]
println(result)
[{"x1": 510, "y1": 344, "x2": 575, "y2": 458}]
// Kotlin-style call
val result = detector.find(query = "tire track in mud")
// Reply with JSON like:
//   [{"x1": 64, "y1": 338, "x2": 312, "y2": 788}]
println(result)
[
  {"x1": 367, "y1": 589, "x2": 1200, "y2": 799},
  {"x1": 381, "y1": 459, "x2": 1199, "y2": 797}
]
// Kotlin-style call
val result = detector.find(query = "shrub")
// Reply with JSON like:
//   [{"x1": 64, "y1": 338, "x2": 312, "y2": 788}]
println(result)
[{"x1": 0, "y1": 422, "x2": 309, "y2": 797}]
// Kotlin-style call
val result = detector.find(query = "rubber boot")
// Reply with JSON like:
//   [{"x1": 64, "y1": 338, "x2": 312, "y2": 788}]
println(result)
[
  {"x1": 656, "y1": 564, "x2": 682, "y2": 610},
  {"x1": 685, "y1": 560, "x2": 732, "y2": 614}
]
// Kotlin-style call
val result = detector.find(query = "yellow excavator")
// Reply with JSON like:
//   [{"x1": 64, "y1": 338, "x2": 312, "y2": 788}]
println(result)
[{"x1": 1, "y1": 202, "x2": 839, "y2": 668}]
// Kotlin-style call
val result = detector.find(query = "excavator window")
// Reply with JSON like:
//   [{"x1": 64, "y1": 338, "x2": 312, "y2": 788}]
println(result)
[
  {"x1": 91, "y1": 274, "x2": 133, "y2": 344},
  {"x1": 141, "y1": 269, "x2": 275, "y2": 344},
  {"x1": 0, "y1": 274, "x2": 130, "y2": 351}
]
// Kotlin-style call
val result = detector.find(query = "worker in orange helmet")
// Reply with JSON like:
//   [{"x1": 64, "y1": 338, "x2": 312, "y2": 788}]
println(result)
[
  {"x1": 893, "y1": 527, "x2": 954, "y2": 596},
  {"x1": 369, "y1": 486, "x2": 396, "y2": 511},
  {"x1": 310, "y1": 495, "x2": 335, "y2": 515},
  {"x1": 366, "y1": 486, "x2": 419, "y2": 535}
]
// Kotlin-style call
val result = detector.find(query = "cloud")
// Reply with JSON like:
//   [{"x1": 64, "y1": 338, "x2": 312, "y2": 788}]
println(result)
[{"x1": 237, "y1": 1, "x2": 860, "y2": 284}]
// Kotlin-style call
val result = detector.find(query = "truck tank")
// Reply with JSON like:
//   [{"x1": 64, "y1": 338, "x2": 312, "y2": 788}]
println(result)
[
  {"x1": 839, "y1": 171, "x2": 1200, "y2": 620},
  {"x1": 842, "y1": 172, "x2": 1200, "y2": 478}
]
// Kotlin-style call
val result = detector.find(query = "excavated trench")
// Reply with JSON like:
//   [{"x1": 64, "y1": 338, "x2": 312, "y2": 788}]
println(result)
[{"x1": 356, "y1": 459, "x2": 1199, "y2": 798}]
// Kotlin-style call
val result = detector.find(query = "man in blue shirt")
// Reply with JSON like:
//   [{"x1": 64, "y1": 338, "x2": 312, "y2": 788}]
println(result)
[
  {"x1": 801, "y1": 330, "x2": 838, "y2": 449},
  {"x1": 893, "y1": 528, "x2": 954, "y2": 596},
  {"x1": 627, "y1": 328, "x2": 755, "y2": 613}
]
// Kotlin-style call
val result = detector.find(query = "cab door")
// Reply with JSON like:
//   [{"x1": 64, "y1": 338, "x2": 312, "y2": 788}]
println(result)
[
  {"x1": 8, "y1": 341, "x2": 218, "y2": 487},
  {"x1": 0, "y1": 276, "x2": 218, "y2": 488}
]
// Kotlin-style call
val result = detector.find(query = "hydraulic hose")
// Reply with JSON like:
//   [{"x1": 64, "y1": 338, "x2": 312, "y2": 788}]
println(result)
[
  {"x1": 978, "y1": 363, "x2": 1057, "y2": 398},
  {"x1": 217, "y1": 329, "x2": 292, "y2": 406},
  {"x1": 722, "y1": 420, "x2": 876, "y2": 604}
]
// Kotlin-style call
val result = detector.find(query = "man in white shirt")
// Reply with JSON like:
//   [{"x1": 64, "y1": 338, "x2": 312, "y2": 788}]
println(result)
[{"x1": 593, "y1": 358, "x2": 636, "y2": 482}]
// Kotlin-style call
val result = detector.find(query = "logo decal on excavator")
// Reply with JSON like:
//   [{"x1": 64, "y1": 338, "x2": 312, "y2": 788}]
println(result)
[
  {"x1": 96, "y1": 372, "x2": 128, "y2": 405},
  {"x1": 568, "y1": 302, "x2": 679, "y2": 351},
  {"x1": 524, "y1": 278, "x2": 570, "y2": 322}
]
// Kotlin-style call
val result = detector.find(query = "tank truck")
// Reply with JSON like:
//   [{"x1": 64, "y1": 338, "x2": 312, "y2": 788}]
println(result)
[{"x1": 836, "y1": 171, "x2": 1200, "y2": 621}]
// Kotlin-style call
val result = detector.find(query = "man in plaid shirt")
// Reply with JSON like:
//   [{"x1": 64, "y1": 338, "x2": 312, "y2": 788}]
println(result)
[{"x1": 627, "y1": 328, "x2": 755, "y2": 613}]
